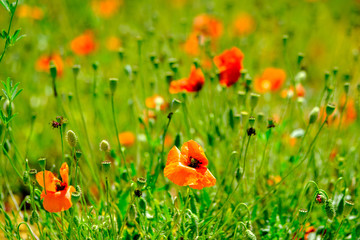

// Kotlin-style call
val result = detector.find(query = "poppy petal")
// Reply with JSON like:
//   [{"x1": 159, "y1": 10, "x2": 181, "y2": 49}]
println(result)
[
  {"x1": 189, "y1": 168, "x2": 216, "y2": 190},
  {"x1": 166, "y1": 146, "x2": 182, "y2": 165},
  {"x1": 36, "y1": 171, "x2": 60, "y2": 192},
  {"x1": 60, "y1": 162, "x2": 69, "y2": 185},
  {"x1": 164, "y1": 162, "x2": 200, "y2": 186},
  {"x1": 181, "y1": 140, "x2": 208, "y2": 167},
  {"x1": 42, "y1": 185, "x2": 75, "y2": 212}
]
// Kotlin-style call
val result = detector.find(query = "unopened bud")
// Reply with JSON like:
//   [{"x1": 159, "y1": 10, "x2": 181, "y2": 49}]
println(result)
[
  {"x1": 297, "y1": 53, "x2": 304, "y2": 66},
  {"x1": 23, "y1": 171, "x2": 29, "y2": 185},
  {"x1": 128, "y1": 204, "x2": 137, "y2": 221},
  {"x1": 66, "y1": 130, "x2": 78, "y2": 148},
  {"x1": 309, "y1": 107, "x2": 320, "y2": 124},
  {"x1": 100, "y1": 140, "x2": 110, "y2": 152},
  {"x1": 30, "y1": 211, "x2": 39, "y2": 224},
  {"x1": 325, "y1": 199, "x2": 336, "y2": 220},
  {"x1": 244, "y1": 229, "x2": 257, "y2": 240}
]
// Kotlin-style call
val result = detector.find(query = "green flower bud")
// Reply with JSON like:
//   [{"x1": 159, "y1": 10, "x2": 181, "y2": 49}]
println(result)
[
  {"x1": 128, "y1": 204, "x2": 137, "y2": 222},
  {"x1": 30, "y1": 211, "x2": 39, "y2": 224},
  {"x1": 109, "y1": 78, "x2": 118, "y2": 94},
  {"x1": 66, "y1": 130, "x2": 78, "y2": 148},
  {"x1": 244, "y1": 229, "x2": 257, "y2": 240},
  {"x1": 23, "y1": 171, "x2": 29, "y2": 185},
  {"x1": 100, "y1": 140, "x2": 110, "y2": 152},
  {"x1": 309, "y1": 107, "x2": 320, "y2": 124}
]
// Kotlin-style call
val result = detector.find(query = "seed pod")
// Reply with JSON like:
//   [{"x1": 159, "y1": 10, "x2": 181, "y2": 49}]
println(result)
[
  {"x1": 109, "y1": 78, "x2": 118, "y2": 94},
  {"x1": 249, "y1": 116, "x2": 255, "y2": 127},
  {"x1": 100, "y1": 140, "x2": 110, "y2": 152},
  {"x1": 29, "y1": 169, "x2": 38, "y2": 179},
  {"x1": 343, "y1": 201, "x2": 354, "y2": 217},
  {"x1": 75, "y1": 151, "x2": 82, "y2": 159},
  {"x1": 66, "y1": 130, "x2": 78, "y2": 148},
  {"x1": 344, "y1": 82, "x2": 350, "y2": 95},
  {"x1": 244, "y1": 229, "x2": 257, "y2": 240},
  {"x1": 325, "y1": 103, "x2": 336, "y2": 116},
  {"x1": 170, "y1": 99, "x2": 181, "y2": 112},
  {"x1": 102, "y1": 161, "x2": 111, "y2": 172},
  {"x1": 138, "y1": 198, "x2": 146, "y2": 215},
  {"x1": 72, "y1": 65, "x2": 80, "y2": 78},
  {"x1": 324, "y1": 199, "x2": 336, "y2": 220},
  {"x1": 298, "y1": 209, "x2": 308, "y2": 224},
  {"x1": 71, "y1": 191, "x2": 81, "y2": 203},
  {"x1": 50, "y1": 62, "x2": 57, "y2": 80},
  {"x1": 250, "y1": 93, "x2": 260, "y2": 110},
  {"x1": 136, "y1": 177, "x2": 146, "y2": 189},
  {"x1": 38, "y1": 158, "x2": 46, "y2": 169}
]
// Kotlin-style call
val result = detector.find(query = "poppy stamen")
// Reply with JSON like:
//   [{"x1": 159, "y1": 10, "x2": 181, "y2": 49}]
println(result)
[
  {"x1": 56, "y1": 182, "x2": 67, "y2": 192},
  {"x1": 188, "y1": 157, "x2": 202, "y2": 169}
]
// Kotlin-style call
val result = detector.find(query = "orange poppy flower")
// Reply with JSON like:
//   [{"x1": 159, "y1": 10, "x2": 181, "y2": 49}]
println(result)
[
  {"x1": 281, "y1": 83, "x2": 306, "y2": 98},
  {"x1": 36, "y1": 163, "x2": 75, "y2": 212},
  {"x1": 193, "y1": 14, "x2": 223, "y2": 38},
  {"x1": 119, "y1": 131, "x2": 136, "y2": 147},
  {"x1": 169, "y1": 65, "x2": 205, "y2": 94},
  {"x1": 254, "y1": 68, "x2": 286, "y2": 93},
  {"x1": 164, "y1": 140, "x2": 216, "y2": 189},
  {"x1": 92, "y1": 0, "x2": 122, "y2": 18},
  {"x1": 183, "y1": 33, "x2": 205, "y2": 56},
  {"x1": 17, "y1": 5, "x2": 44, "y2": 20},
  {"x1": 35, "y1": 53, "x2": 64, "y2": 77},
  {"x1": 71, "y1": 31, "x2": 97, "y2": 55},
  {"x1": 233, "y1": 13, "x2": 255, "y2": 36},
  {"x1": 339, "y1": 95, "x2": 357, "y2": 125},
  {"x1": 213, "y1": 47, "x2": 244, "y2": 87},
  {"x1": 106, "y1": 36, "x2": 122, "y2": 51},
  {"x1": 145, "y1": 94, "x2": 168, "y2": 110},
  {"x1": 267, "y1": 175, "x2": 282, "y2": 186}
]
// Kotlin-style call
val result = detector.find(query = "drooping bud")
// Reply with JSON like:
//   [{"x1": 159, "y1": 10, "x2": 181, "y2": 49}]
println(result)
[
  {"x1": 109, "y1": 78, "x2": 118, "y2": 94},
  {"x1": 66, "y1": 130, "x2": 78, "y2": 148},
  {"x1": 315, "y1": 193, "x2": 326, "y2": 204},
  {"x1": 308, "y1": 107, "x2": 320, "y2": 124},
  {"x1": 298, "y1": 209, "x2": 308, "y2": 224},
  {"x1": 324, "y1": 199, "x2": 336, "y2": 220},
  {"x1": 249, "y1": 93, "x2": 260, "y2": 110},
  {"x1": 99, "y1": 140, "x2": 110, "y2": 152},
  {"x1": 326, "y1": 103, "x2": 336, "y2": 116},
  {"x1": 244, "y1": 229, "x2": 257, "y2": 240},
  {"x1": 128, "y1": 204, "x2": 137, "y2": 221},
  {"x1": 343, "y1": 201, "x2": 354, "y2": 217}
]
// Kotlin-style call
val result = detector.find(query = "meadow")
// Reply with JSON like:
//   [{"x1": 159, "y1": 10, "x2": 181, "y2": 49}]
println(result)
[{"x1": 0, "y1": 0, "x2": 360, "y2": 239}]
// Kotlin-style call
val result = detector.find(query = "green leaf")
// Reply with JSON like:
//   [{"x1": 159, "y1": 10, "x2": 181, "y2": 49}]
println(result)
[{"x1": 0, "y1": 0, "x2": 10, "y2": 12}]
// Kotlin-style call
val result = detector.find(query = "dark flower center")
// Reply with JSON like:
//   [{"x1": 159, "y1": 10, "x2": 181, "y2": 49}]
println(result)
[
  {"x1": 56, "y1": 182, "x2": 67, "y2": 192},
  {"x1": 188, "y1": 157, "x2": 202, "y2": 169}
]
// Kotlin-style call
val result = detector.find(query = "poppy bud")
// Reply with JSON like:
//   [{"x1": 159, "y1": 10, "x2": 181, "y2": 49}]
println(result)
[
  {"x1": 102, "y1": 161, "x2": 111, "y2": 172},
  {"x1": 66, "y1": 130, "x2": 78, "y2": 148},
  {"x1": 72, "y1": 65, "x2": 81, "y2": 79},
  {"x1": 343, "y1": 82, "x2": 350, "y2": 95},
  {"x1": 128, "y1": 204, "x2": 137, "y2": 222},
  {"x1": 100, "y1": 140, "x2": 110, "y2": 152},
  {"x1": 75, "y1": 151, "x2": 82, "y2": 159},
  {"x1": 137, "y1": 177, "x2": 146, "y2": 189},
  {"x1": 298, "y1": 209, "x2": 307, "y2": 224},
  {"x1": 343, "y1": 201, "x2": 354, "y2": 217},
  {"x1": 315, "y1": 193, "x2": 326, "y2": 204},
  {"x1": 109, "y1": 78, "x2": 118, "y2": 94},
  {"x1": 38, "y1": 158, "x2": 46, "y2": 169},
  {"x1": 68, "y1": 92, "x2": 73, "y2": 102},
  {"x1": 23, "y1": 171, "x2": 29, "y2": 185},
  {"x1": 92, "y1": 62, "x2": 99, "y2": 71},
  {"x1": 326, "y1": 103, "x2": 336, "y2": 116},
  {"x1": 170, "y1": 99, "x2": 182, "y2": 112},
  {"x1": 25, "y1": 159, "x2": 29, "y2": 171},
  {"x1": 71, "y1": 191, "x2": 81, "y2": 203},
  {"x1": 244, "y1": 229, "x2": 257, "y2": 240},
  {"x1": 333, "y1": 67, "x2": 338, "y2": 76},
  {"x1": 235, "y1": 167, "x2": 242, "y2": 181},
  {"x1": 30, "y1": 211, "x2": 39, "y2": 224},
  {"x1": 250, "y1": 93, "x2": 260, "y2": 110},
  {"x1": 118, "y1": 47, "x2": 124, "y2": 61},
  {"x1": 309, "y1": 107, "x2": 320, "y2": 124},
  {"x1": 49, "y1": 62, "x2": 57, "y2": 80},
  {"x1": 324, "y1": 199, "x2": 336, "y2": 220}
]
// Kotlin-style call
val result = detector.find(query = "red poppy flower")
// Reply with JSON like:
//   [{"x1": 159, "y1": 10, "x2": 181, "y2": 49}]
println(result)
[
  {"x1": 35, "y1": 53, "x2": 64, "y2": 77},
  {"x1": 254, "y1": 67, "x2": 286, "y2": 93},
  {"x1": 164, "y1": 140, "x2": 216, "y2": 189},
  {"x1": 36, "y1": 163, "x2": 75, "y2": 212},
  {"x1": 169, "y1": 65, "x2": 205, "y2": 94},
  {"x1": 119, "y1": 131, "x2": 136, "y2": 147},
  {"x1": 92, "y1": 0, "x2": 122, "y2": 18},
  {"x1": 233, "y1": 13, "x2": 255, "y2": 36},
  {"x1": 71, "y1": 31, "x2": 97, "y2": 55},
  {"x1": 213, "y1": 47, "x2": 244, "y2": 87}
]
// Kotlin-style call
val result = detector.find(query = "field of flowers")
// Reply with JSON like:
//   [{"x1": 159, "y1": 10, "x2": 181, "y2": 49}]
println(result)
[{"x1": 0, "y1": 0, "x2": 360, "y2": 239}]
